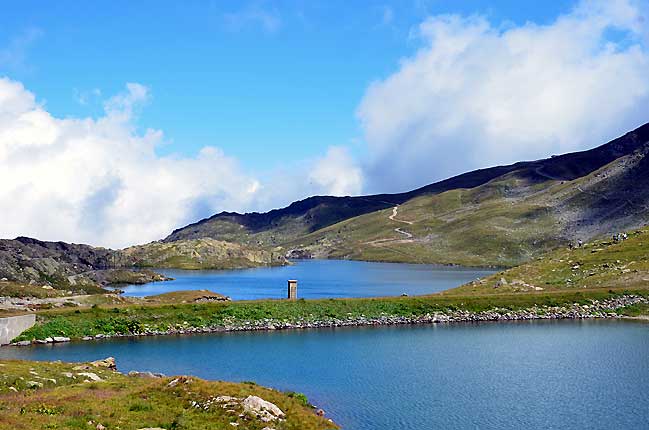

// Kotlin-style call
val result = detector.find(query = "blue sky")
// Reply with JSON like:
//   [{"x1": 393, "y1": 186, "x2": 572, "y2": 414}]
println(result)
[
  {"x1": 2, "y1": 0, "x2": 576, "y2": 170},
  {"x1": 1, "y1": 0, "x2": 647, "y2": 247}
]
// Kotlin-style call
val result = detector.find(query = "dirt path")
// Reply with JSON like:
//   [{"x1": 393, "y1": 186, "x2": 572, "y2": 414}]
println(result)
[
  {"x1": 364, "y1": 206, "x2": 414, "y2": 245},
  {"x1": 394, "y1": 227, "x2": 413, "y2": 239},
  {"x1": 359, "y1": 206, "x2": 427, "y2": 261},
  {"x1": 389, "y1": 206, "x2": 413, "y2": 224},
  {"x1": 391, "y1": 206, "x2": 414, "y2": 238}
]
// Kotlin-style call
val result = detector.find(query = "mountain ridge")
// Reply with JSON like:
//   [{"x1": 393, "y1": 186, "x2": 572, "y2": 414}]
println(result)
[{"x1": 164, "y1": 122, "x2": 649, "y2": 256}]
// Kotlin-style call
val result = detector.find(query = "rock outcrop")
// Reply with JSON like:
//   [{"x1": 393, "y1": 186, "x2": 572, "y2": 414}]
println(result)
[
  {"x1": 0, "y1": 237, "x2": 169, "y2": 293},
  {"x1": 123, "y1": 238, "x2": 287, "y2": 270}
]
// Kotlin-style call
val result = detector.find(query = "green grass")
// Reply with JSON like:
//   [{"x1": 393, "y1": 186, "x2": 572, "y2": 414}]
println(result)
[
  {"x1": 14, "y1": 287, "x2": 649, "y2": 342},
  {"x1": 447, "y1": 228, "x2": 649, "y2": 295},
  {"x1": 617, "y1": 303, "x2": 649, "y2": 317},
  {"x1": 0, "y1": 281, "x2": 63, "y2": 299},
  {"x1": 285, "y1": 175, "x2": 566, "y2": 267},
  {"x1": 0, "y1": 359, "x2": 336, "y2": 430}
]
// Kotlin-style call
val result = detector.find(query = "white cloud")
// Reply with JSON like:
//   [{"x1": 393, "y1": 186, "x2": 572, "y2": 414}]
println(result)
[
  {"x1": 309, "y1": 146, "x2": 363, "y2": 196},
  {"x1": 0, "y1": 78, "x2": 263, "y2": 248},
  {"x1": 358, "y1": 0, "x2": 649, "y2": 192},
  {"x1": 0, "y1": 78, "x2": 364, "y2": 248}
]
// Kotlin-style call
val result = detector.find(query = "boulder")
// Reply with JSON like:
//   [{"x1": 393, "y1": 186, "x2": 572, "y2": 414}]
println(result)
[
  {"x1": 90, "y1": 357, "x2": 116, "y2": 370},
  {"x1": 77, "y1": 372, "x2": 102, "y2": 382},
  {"x1": 128, "y1": 371, "x2": 161, "y2": 379},
  {"x1": 13, "y1": 340, "x2": 31, "y2": 346},
  {"x1": 242, "y1": 395, "x2": 285, "y2": 422},
  {"x1": 52, "y1": 336, "x2": 70, "y2": 343}
]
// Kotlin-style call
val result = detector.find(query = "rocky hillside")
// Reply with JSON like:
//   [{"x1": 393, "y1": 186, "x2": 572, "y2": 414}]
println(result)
[
  {"x1": 123, "y1": 238, "x2": 287, "y2": 270},
  {"x1": 0, "y1": 237, "x2": 168, "y2": 294},
  {"x1": 165, "y1": 122, "x2": 649, "y2": 250},
  {"x1": 0, "y1": 235, "x2": 287, "y2": 295}
]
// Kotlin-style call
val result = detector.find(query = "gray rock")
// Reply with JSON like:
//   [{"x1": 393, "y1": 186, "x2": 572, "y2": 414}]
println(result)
[
  {"x1": 128, "y1": 371, "x2": 159, "y2": 379},
  {"x1": 243, "y1": 395, "x2": 285, "y2": 422},
  {"x1": 77, "y1": 372, "x2": 102, "y2": 382},
  {"x1": 13, "y1": 340, "x2": 31, "y2": 346},
  {"x1": 89, "y1": 357, "x2": 116, "y2": 369}
]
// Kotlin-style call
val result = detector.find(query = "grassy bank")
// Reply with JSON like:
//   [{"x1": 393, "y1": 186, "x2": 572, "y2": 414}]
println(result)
[
  {"x1": 0, "y1": 359, "x2": 335, "y2": 430},
  {"x1": 12, "y1": 287, "x2": 648, "y2": 342},
  {"x1": 448, "y1": 228, "x2": 649, "y2": 295}
]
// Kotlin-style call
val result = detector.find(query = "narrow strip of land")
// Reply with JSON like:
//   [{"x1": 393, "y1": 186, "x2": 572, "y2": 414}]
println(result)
[{"x1": 7, "y1": 288, "x2": 648, "y2": 346}]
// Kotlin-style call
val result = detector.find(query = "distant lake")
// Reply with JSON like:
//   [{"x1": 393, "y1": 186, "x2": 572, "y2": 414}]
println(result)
[
  {"x1": 3, "y1": 320, "x2": 648, "y2": 429},
  {"x1": 120, "y1": 259, "x2": 496, "y2": 299}
]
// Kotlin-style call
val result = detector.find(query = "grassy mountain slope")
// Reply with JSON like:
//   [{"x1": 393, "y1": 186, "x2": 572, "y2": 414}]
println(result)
[
  {"x1": 285, "y1": 137, "x2": 649, "y2": 267},
  {"x1": 164, "y1": 122, "x2": 649, "y2": 253},
  {"x1": 446, "y1": 226, "x2": 649, "y2": 297}
]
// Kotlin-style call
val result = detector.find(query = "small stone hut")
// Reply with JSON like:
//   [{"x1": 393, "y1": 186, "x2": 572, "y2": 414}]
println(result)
[{"x1": 287, "y1": 280, "x2": 298, "y2": 300}]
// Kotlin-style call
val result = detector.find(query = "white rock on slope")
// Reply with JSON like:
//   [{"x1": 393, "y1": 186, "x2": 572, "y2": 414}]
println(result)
[{"x1": 242, "y1": 395, "x2": 285, "y2": 422}]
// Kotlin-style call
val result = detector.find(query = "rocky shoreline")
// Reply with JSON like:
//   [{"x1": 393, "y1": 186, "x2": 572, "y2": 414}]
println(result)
[{"x1": 8, "y1": 295, "x2": 647, "y2": 347}]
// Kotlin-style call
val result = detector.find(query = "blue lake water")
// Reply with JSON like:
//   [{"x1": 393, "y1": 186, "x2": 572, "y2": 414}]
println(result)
[
  {"x1": 2, "y1": 320, "x2": 648, "y2": 430},
  {"x1": 120, "y1": 259, "x2": 495, "y2": 299}
]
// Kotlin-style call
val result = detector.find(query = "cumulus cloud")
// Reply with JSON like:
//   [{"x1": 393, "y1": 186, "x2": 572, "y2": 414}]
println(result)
[
  {"x1": 358, "y1": 0, "x2": 649, "y2": 192},
  {"x1": 0, "y1": 78, "x2": 264, "y2": 248},
  {"x1": 309, "y1": 146, "x2": 363, "y2": 196}
]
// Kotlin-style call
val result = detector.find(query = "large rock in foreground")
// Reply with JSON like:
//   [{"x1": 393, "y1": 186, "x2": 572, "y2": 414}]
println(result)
[{"x1": 243, "y1": 395, "x2": 286, "y2": 422}]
